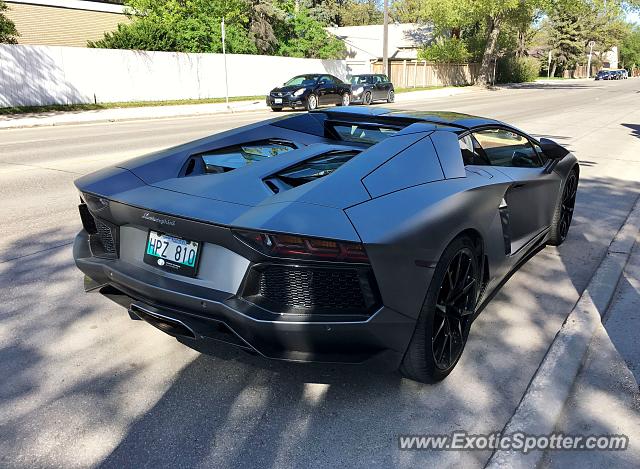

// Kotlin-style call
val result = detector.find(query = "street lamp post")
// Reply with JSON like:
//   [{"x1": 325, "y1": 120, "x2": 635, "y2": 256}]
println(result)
[
  {"x1": 587, "y1": 41, "x2": 595, "y2": 78},
  {"x1": 382, "y1": 0, "x2": 389, "y2": 77},
  {"x1": 221, "y1": 17, "x2": 230, "y2": 108}
]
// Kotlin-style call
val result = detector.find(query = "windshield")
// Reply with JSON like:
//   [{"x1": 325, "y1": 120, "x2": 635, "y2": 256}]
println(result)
[
  {"x1": 350, "y1": 75, "x2": 371, "y2": 85},
  {"x1": 284, "y1": 75, "x2": 319, "y2": 87}
]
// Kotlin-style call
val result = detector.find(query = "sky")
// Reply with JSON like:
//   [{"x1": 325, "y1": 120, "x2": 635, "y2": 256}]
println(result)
[{"x1": 627, "y1": 10, "x2": 640, "y2": 24}]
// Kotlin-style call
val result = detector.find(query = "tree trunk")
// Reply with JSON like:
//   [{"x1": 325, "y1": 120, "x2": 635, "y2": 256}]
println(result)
[
  {"x1": 550, "y1": 62, "x2": 557, "y2": 78},
  {"x1": 516, "y1": 30, "x2": 526, "y2": 58},
  {"x1": 477, "y1": 16, "x2": 501, "y2": 86}
]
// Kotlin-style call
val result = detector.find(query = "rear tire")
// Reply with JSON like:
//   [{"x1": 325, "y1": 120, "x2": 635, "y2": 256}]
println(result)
[
  {"x1": 547, "y1": 169, "x2": 578, "y2": 246},
  {"x1": 387, "y1": 90, "x2": 395, "y2": 103},
  {"x1": 337, "y1": 93, "x2": 350, "y2": 106},
  {"x1": 363, "y1": 92, "x2": 372, "y2": 105},
  {"x1": 271, "y1": 107, "x2": 283, "y2": 112},
  {"x1": 400, "y1": 236, "x2": 479, "y2": 383}
]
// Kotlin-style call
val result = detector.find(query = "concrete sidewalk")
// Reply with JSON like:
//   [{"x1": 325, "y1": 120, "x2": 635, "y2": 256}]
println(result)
[
  {"x1": 0, "y1": 86, "x2": 473, "y2": 129},
  {"x1": 540, "y1": 241, "x2": 640, "y2": 468}
]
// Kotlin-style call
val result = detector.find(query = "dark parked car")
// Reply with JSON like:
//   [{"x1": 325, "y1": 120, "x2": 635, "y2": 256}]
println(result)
[
  {"x1": 349, "y1": 74, "x2": 395, "y2": 105},
  {"x1": 73, "y1": 107, "x2": 578, "y2": 383},
  {"x1": 595, "y1": 70, "x2": 611, "y2": 80},
  {"x1": 266, "y1": 74, "x2": 351, "y2": 111}
]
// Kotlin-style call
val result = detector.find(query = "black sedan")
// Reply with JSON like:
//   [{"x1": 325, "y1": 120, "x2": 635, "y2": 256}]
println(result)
[
  {"x1": 266, "y1": 74, "x2": 351, "y2": 111},
  {"x1": 349, "y1": 74, "x2": 395, "y2": 104},
  {"x1": 73, "y1": 107, "x2": 578, "y2": 383}
]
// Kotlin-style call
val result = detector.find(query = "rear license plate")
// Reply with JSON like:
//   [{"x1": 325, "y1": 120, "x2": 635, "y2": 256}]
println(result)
[
  {"x1": 143, "y1": 230, "x2": 200, "y2": 277},
  {"x1": 274, "y1": 98, "x2": 283, "y2": 104}
]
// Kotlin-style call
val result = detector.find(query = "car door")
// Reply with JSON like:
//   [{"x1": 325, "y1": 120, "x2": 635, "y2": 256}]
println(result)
[
  {"x1": 317, "y1": 75, "x2": 338, "y2": 105},
  {"x1": 377, "y1": 75, "x2": 392, "y2": 99},
  {"x1": 472, "y1": 127, "x2": 562, "y2": 255},
  {"x1": 371, "y1": 75, "x2": 385, "y2": 100}
]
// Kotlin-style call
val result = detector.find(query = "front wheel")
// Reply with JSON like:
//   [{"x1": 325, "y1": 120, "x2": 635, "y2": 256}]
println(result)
[
  {"x1": 337, "y1": 93, "x2": 350, "y2": 106},
  {"x1": 363, "y1": 91, "x2": 372, "y2": 105},
  {"x1": 306, "y1": 94, "x2": 318, "y2": 111},
  {"x1": 400, "y1": 236, "x2": 480, "y2": 383},
  {"x1": 547, "y1": 169, "x2": 578, "y2": 246},
  {"x1": 271, "y1": 107, "x2": 283, "y2": 112}
]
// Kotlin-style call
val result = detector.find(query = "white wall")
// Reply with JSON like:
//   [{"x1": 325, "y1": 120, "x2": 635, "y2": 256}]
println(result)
[{"x1": 0, "y1": 45, "x2": 370, "y2": 107}]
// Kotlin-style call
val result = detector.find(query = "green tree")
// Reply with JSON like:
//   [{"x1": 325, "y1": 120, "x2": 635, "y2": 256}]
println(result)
[
  {"x1": 277, "y1": 5, "x2": 347, "y2": 58},
  {"x1": 390, "y1": 0, "x2": 544, "y2": 84},
  {"x1": 620, "y1": 26, "x2": 640, "y2": 68},
  {"x1": 546, "y1": 1, "x2": 590, "y2": 76},
  {"x1": 340, "y1": 0, "x2": 383, "y2": 26},
  {"x1": 0, "y1": 0, "x2": 18, "y2": 44},
  {"x1": 89, "y1": 0, "x2": 345, "y2": 58},
  {"x1": 89, "y1": 0, "x2": 257, "y2": 53}
]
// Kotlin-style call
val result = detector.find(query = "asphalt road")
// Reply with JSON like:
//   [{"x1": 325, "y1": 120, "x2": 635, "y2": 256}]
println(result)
[{"x1": 1, "y1": 79, "x2": 639, "y2": 468}]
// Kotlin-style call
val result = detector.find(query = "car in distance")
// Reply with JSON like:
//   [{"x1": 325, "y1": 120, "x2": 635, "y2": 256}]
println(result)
[
  {"x1": 595, "y1": 70, "x2": 611, "y2": 80},
  {"x1": 73, "y1": 107, "x2": 579, "y2": 383},
  {"x1": 266, "y1": 74, "x2": 351, "y2": 112},
  {"x1": 349, "y1": 74, "x2": 395, "y2": 105}
]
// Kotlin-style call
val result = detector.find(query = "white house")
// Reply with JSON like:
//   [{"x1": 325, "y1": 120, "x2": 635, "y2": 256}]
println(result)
[{"x1": 326, "y1": 23, "x2": 434, "y2": 73}]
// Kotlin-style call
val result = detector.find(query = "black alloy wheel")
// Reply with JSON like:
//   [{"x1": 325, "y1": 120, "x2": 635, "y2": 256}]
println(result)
[
  {"x1": 432, "y1": 248, "x2": 478, "y2": 371},
  {"x1": 400, "y1": 235, "x2": 480, "y2": 383},
  {"x1": 558, "y1": 171, "x2": 578, "y2": 243},
  {"x1": 548, "y1": 169, "x2": 578, "y2": 246}
]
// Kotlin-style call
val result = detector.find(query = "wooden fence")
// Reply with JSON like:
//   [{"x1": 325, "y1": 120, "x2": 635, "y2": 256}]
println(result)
[{"x1": 372, "y1": 61, "x2": 480, "y2": 88}]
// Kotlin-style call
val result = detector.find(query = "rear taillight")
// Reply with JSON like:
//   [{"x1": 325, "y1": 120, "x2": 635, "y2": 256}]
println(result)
[{"x1": 234, "y1": 230, "x2": 369, "y2": 263}]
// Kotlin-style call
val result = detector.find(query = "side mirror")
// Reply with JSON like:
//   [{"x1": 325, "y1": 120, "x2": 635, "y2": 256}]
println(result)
[{"x1": 539, "y1": 138, "x2": 569, "y2": 160}]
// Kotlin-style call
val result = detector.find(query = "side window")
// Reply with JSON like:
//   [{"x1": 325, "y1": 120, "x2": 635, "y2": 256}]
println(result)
[
  {"x1": 373, "y1": 75, "x2": 382, "y2": 84},
  {"x1": 459, "y1": 134, "x2": 489, "y2": 166},
  {"x1": 381, "y1": 75, "x2": 390, "y2": 83},
  {"x1": 319, "y1": 75, "x2": 331, "y2": 85},
  {"x1": 473, "y1": 128, "x2": 543, "y2": 168}
]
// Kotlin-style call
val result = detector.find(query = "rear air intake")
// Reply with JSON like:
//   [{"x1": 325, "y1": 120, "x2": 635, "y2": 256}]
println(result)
[
  {"x1": 78, "y1": 202, "x2": 118, "y2": 258},
  {"x1": 241, "y1": 264, "x2": 381, "y2": 316}
]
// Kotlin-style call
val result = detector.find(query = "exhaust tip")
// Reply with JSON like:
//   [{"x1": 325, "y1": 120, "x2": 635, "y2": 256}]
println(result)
[{"x1": 129, "y1": 304, "x2": 196, "y2": 339}]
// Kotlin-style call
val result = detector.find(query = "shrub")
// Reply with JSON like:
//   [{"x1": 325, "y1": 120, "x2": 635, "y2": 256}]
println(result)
[{"x1": 496, "y1": 56, "x2": 540, "y2": 83}]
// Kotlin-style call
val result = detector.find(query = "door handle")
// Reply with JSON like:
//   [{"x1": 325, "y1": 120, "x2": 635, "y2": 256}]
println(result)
[{"x1": 511, "y1": 183, "x2": 526, "y2": 189}]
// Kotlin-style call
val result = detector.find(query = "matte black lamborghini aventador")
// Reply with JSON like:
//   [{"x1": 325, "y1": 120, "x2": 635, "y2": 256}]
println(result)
[{"x1": 73, "y1": 107, "x2": 578, "y2": 383}]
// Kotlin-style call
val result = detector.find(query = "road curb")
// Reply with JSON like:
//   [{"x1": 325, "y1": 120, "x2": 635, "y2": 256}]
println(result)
[{"x1": 485, "y1": 195, "x2": 640, "y2": 469}]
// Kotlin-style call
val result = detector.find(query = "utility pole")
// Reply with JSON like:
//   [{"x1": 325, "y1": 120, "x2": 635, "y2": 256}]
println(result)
[
  {"x1": 383, "y1": 0, "x2": 389, "y2": 77},
  {"x1": 587, "y1": 41, "x2": 595, "y2": 78},
  {"x1": 547, "y1": 50, "x2": 552, "y2": 78},
  {"x1": 221, "y1": 17, "x2": 229, "y2": 108}
]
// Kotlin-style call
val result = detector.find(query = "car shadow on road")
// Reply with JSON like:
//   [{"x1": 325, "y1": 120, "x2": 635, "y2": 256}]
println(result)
[{"x1": 1, "y1": 174, "x2": 639, "y2": 468}]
